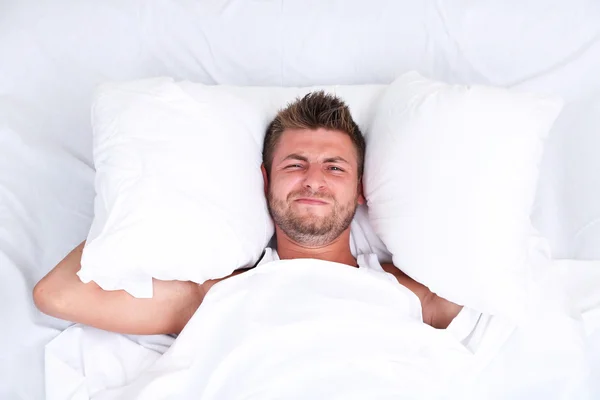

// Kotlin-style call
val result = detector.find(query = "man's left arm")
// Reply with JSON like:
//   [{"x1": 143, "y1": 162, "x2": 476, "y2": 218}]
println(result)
[{"x1": 380, "y1": 263, "x2": 463, "y2": 329}]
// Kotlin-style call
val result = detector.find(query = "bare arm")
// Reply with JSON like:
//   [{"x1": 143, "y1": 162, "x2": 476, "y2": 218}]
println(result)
[
  {"x1": 381, "y1": 263, "x2": 463, "y2": 329},
  {"x1": 33, "y1": 241, "x2": 208, "y2": 335}
]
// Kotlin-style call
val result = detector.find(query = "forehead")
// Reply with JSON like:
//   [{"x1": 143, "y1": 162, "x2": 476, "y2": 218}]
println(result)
[{"x1": 273, "y1": 128, "x2": 357, "y2": 161}]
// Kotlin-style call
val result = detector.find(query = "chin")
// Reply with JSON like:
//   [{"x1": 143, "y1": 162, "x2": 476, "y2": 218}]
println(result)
[
  {"x1": 294, "y1": 202, "x2": 331, "y2": 211},
  {"x1": 294, "y1": 210, "x2": 331, "y2": 221}
]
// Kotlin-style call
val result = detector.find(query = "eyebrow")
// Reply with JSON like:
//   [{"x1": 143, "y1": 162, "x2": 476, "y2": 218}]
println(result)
[
  {"x1": 281, "y1": 154, "x2": 350, "y2": 165},
  {"x1": 282, "y1": 153, "x2": 309, "y2": 163},
  {"x1": 323, "y1": 156, "x2": 350, "y2": 165}
]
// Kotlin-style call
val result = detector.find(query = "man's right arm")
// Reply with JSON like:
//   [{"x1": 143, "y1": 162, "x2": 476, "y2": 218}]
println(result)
[{"x1": 33, "y1": 241, "x2": 207, "y2": 335}]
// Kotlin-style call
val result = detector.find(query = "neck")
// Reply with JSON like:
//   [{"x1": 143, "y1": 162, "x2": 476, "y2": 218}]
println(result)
[{"x1": 274, "y1": 227, "x2": 357, "y2": 267}]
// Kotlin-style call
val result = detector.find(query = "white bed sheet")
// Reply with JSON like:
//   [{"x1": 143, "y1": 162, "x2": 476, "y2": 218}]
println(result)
[
  {"x1": 0, "y1": 123, "x2": 94, "y2": 399},
  {"x1": 551, "y1": 260, "x2": 600, "y2": 397},
  {"x1": 1, "y1": 1, "x2": 600, "y2": 399}
]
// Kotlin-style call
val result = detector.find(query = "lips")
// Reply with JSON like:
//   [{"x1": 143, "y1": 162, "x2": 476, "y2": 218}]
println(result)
[{"x1": 294, "y1": 198, "x2": 329, "y2": 205}]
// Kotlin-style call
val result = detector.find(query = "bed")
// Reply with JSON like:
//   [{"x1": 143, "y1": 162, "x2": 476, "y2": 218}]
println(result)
[{"x1": 1, "y1": 1, "x2": 599, "y2": 399}]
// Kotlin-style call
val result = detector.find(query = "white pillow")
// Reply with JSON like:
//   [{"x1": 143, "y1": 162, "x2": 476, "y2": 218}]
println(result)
[
  {"x1": 79, "y1": 78, "x2": 386, "y2": 297},
  {"x1": 79, "y1": 78, "x2": 275, "y2": 297},
  {"x1": 364, "y1": 72, "x2": 564, "y2": 319}
]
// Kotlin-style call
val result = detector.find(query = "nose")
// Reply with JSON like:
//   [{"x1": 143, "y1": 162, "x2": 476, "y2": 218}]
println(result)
[{"x1": 302, "y1": 164, "x2": 326, "y2": 192}]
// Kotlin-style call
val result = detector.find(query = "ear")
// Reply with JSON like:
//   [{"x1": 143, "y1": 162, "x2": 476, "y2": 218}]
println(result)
[
  {"x1": 357, "y1": 177, "x2": 366, "y2": 205},
  {"x1": 261, "y1": 164, "x2": 269, "y2": 196}
]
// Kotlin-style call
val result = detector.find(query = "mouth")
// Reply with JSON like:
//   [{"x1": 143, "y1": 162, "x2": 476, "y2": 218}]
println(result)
[{"x1": 294, "y1": 198, "x2": 329, "y2": 205}]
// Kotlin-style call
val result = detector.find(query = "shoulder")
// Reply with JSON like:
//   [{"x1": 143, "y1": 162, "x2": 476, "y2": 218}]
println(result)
[
  {"x1": 379, "y1": 262, "x2": 416, "y2": 290},
  {"x1": 380, "y1": 262, "x2": 402, "y2": 278},
  {"x1": 378, "y1": 262, "x2": 434, "y2": 310}
]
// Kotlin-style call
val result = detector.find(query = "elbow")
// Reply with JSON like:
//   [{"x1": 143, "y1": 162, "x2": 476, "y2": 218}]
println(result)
[
  {"x1": 33, "y1": 277, "x2": 68, "y2": 318},
  {"x1": 32, "y1": 278, "x2": 48, "y2": 313}
]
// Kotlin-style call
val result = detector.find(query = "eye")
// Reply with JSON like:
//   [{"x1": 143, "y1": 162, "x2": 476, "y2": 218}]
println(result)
[
  {"x1": 328, "y1": 166, "x2": 345, "y2": 172},
  {"x1": 285, "y1": 164, "x2": 303, "y2": 169}
]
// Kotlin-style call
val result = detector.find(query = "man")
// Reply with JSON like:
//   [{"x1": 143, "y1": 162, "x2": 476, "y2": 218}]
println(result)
[{"x1": 33, "y1": 92, "x2": 462, "y2": 335}]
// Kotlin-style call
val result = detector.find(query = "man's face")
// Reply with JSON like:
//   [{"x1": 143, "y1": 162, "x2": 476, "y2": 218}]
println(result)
[{"x1": 264, "y1": 128, "x2": 365, "y2": 247}]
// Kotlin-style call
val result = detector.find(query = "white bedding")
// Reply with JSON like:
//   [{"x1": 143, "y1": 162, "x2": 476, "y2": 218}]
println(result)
[
  {"x1": 1, "y1": 1, "x2": 600, "y2": 399},
  {"x1": 42, "y1": 258, "x2": 595, "y2": 399},
  {"x1": 71, "y1": 259, "x2": 478, "y2": 399}
]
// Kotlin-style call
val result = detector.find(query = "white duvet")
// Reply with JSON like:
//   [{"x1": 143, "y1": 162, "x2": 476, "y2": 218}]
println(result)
[
  {"x1": 44, "y1": 258, "x2": 591, "y2": 400},
  {"x1": 50, "y1": 259, "x2": 478, "y2": 399}
]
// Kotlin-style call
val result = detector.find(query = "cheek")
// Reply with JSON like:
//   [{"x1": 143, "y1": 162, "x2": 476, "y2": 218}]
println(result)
[
  {"x1": 334, "y1": 180, "x2": 358, "y2": 202},
  {"x1": 271, "y1": 175, "x2": 301, "y2": 199}
]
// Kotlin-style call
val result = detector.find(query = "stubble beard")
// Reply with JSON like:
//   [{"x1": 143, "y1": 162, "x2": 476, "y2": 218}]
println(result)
[{"x1": 267, "y1": 186, "x2": 358, "y2": 247}]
